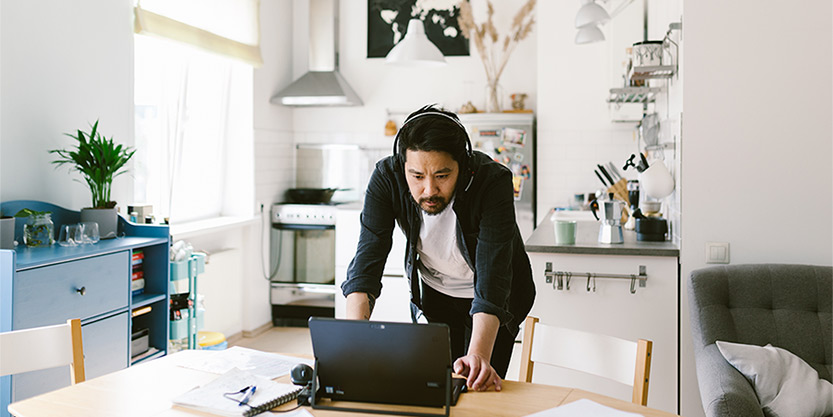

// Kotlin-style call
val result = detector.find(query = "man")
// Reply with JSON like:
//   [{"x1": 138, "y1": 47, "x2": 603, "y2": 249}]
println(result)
[{"x1": 341, "y1": 105, "x2": 535, "y2": 392}]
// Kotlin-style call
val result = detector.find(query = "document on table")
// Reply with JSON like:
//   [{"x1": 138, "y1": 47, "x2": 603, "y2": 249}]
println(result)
[
  {"x1": 177, "y1": 346, "x2": 314, "y2": 379},
  {"x1": 525, "y1": 399, "x2": 644, "y2": 417}
]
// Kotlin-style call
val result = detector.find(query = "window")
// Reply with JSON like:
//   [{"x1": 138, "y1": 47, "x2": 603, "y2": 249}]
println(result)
[{"x1": 133, "y1": 32, "x2": 254, "y2": 224}]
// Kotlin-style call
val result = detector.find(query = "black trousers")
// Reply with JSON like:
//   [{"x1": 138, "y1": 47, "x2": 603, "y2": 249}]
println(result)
[{"x1": 417, "y1": 283, "x2": 517, "y2": 379}]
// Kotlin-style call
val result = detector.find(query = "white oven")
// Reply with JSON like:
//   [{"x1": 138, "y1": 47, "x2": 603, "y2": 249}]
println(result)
[{"x1": 269, "y1": 203, "x2": 337, "y2": 326}]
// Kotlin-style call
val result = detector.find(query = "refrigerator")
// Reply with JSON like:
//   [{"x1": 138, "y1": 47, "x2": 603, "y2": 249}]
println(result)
[{"x1": 458, "y1": 113, "x2": 536, "y2": 241}]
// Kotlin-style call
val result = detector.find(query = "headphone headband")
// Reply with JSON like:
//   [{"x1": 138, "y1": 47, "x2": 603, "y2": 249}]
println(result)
[{"x1": 394, "y1": 111, "x2": 472, "y2": 158}]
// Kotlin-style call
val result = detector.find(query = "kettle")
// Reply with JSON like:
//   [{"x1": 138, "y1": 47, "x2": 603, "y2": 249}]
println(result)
[{"x1": 590, "y1": 194, "x2": 625, "y2": 244}]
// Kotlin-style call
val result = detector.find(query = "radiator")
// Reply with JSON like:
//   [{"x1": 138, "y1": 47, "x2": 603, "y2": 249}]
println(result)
[{"x1": 197, "y1": 248, "x2": 243, "y2": 340}]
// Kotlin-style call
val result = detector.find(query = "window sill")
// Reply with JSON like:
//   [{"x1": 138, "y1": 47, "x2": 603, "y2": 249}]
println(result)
[{"x1": 170, "y1": 215, "x2": 261, "y2": 240}]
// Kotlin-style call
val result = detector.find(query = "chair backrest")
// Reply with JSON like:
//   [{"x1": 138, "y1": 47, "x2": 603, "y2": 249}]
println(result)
[
  {"x1": 519, "y1": 316, "x2": 652, "y2": 406},
  {"x1": 688, "y1": 263, "x2": 832, "y2": 382},
  {"x1": 0, "y1": 318, "x2": 85, "y2": 384}
]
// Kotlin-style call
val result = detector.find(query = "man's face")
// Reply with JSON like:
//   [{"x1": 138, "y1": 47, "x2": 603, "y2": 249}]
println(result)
[{"x1": 404, "y1": 149, "x2": 459, "y2": 215}]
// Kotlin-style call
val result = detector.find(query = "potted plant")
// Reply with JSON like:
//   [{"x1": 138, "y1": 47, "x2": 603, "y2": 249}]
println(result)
[
  {"x1": 0, "y1": 210, "x2": 14, "y2": 249},
  {"x1": 50, "y1": 120, "x2": 135, "y2": 239}
]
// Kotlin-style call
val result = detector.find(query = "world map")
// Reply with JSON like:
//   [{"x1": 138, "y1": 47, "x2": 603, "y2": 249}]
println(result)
[{"x1": 367, "y1": 0, "x2": 470, "y2": 58}]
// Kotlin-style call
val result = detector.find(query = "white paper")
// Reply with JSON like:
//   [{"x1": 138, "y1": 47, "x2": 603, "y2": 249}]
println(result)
[
  {"x1": 263, "y1": 409, "x2": 314, "y2": 417},
  {"x1": 525, "y1": 399, "x2": 644, "y2": 417},
  {"x1": 177, "y1": 346, "x2": 314, "y2": 379}
]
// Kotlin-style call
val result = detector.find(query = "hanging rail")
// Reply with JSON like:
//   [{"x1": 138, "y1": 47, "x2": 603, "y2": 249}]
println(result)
[{"x1": 544, "y1": 263, "x2": 647, "y2": 294}]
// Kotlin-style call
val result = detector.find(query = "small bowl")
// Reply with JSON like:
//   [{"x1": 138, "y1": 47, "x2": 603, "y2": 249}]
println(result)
[{"x1": 641, "y1": 201, "x2": 662, "y2": 214}]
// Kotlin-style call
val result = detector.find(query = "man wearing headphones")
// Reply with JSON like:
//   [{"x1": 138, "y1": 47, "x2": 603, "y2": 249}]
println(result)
[{"x1": 341, "y1": 104, "x2": 535, "y2": 392}]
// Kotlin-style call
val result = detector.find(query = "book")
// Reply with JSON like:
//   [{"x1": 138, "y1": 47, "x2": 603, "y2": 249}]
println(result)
[{"x1": 173, "y1": 368, "x2": 303, "y2": 416}]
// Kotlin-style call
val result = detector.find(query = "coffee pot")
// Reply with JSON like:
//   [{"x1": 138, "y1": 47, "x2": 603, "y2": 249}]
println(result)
[{"x1": 590, "y1": 194, "x2": 625, "y2": 244}]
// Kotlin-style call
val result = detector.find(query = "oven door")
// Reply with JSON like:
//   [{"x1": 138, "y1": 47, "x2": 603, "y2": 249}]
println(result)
[{"x1": 269, "y1": 223, "x2": 336, "y2": 308}]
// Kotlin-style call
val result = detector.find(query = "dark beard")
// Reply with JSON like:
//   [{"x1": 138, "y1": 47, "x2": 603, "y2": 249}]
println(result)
[{"x1": 418, "y1": 196, "x2": 449, "y2": 215}]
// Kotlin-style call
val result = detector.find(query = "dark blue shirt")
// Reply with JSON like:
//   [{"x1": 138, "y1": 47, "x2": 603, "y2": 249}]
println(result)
[{"x1": 341, "y1": 151, "x2": 535, "y2": 334}]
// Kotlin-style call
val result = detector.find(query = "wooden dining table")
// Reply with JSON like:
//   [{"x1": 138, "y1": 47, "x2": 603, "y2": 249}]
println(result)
[{"x1": 8, "y1": 350, "x2": 680, "y2": 417}]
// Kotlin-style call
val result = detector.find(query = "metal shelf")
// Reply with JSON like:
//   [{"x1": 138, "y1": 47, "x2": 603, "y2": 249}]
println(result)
[
  {"x1": 607, "y1": 87, "x2": 665, "y2": 104},
  {"x1": 631, "y1": 65, "x2": 675, "y2": 80}
]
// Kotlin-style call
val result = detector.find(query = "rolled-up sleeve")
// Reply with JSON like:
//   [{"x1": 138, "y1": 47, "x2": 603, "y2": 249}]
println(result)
[
  {"x1": 469, "y1": 168, "x2": 517, "y2": 325},
  {"x1": 341, "y1": 163, "x2": 397, "y2": 300}
]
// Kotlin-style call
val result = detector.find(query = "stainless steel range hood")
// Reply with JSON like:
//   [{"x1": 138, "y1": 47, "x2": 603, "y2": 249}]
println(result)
[{"x1": 271, "y1": 0, "x2": 362, "y2": 107}]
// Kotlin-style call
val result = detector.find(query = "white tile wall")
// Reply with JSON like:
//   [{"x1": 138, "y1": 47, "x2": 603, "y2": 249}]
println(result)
[{"x1": 254, "y1": 128, "x2": 295, "y2": 206}]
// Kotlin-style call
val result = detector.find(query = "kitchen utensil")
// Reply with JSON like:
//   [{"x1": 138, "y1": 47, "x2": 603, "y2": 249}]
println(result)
[
  {"x1": 607, "y1": 162, "x2": 624, "y2": 181},
  {"x1": 639, "y1": 153, "x2": 650, "y2": 171},
  {"x1": 638, "y1": 113, "x2": 660, "y2": 146},
  {"x1": 597, "y1": 164, "x2": 615, "y2": 185},
  {"x1": 594, "y1": 170, "x2": 608, "y2": 187},
  {"x1": 627, "y1": 180, "x2": 640, "y2": 209},
  {"x1": 589, "y1": 196, "x2": 624, "y2": 244},
  {"x1": 285, "y1": 188, "x2": 346, "y2": 204},
  {"x1": 640, "y1": 200, "x2": 662, "y2": 215},
  {"x1": 639, "y1": 161, "x2": 674, "y2": 199}
]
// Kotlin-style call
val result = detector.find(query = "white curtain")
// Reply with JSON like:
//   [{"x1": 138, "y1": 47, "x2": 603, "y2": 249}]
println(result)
[{"x1": 134, "y1": 35, "x2": 254, "y2": 224}]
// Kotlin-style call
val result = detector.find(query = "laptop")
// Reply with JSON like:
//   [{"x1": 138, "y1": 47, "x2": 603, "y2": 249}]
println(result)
[{"x1": 308, "y1": 317, "x2": 465, "y2": 414}]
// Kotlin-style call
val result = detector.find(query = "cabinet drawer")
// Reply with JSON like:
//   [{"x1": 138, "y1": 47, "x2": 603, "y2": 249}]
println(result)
[
  {"x1": 13, "y1": 251, "x2": 129, "y2": 329},
  {"x1": 11, "y1": 311, "x2": 129, "y2": 402}
]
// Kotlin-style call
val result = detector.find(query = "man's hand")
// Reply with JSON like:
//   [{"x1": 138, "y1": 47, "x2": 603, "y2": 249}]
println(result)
[
  {"x1": 454, "y1": 312, "x2": 502, "y2": 391},
  {"x1": 453, "y1": 353, "x2": 502, "y2": 391},
  {"x1": 345, "y1": 292, "x2": 374, "y2": 320}
]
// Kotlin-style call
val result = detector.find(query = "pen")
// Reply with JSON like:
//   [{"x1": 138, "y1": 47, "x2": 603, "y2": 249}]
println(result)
[{"x1": 239, "y1": 385, "x2": 256, "y2": 406}]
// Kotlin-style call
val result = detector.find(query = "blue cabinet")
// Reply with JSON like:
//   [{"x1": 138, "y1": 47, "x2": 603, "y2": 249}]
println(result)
[{"x1": 0, "y1": 201, "x2": 170, "y2": 417}]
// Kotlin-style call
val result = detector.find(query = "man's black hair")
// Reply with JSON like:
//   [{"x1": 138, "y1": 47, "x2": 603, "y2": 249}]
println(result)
[{"x1": 396, "y1": 104, "x2": 469, "y2": 169}]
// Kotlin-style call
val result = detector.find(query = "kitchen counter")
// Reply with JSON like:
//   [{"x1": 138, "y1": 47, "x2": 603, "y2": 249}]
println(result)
[{"x1": 525, "y1": 212, "x2": 679, "y2": 257}]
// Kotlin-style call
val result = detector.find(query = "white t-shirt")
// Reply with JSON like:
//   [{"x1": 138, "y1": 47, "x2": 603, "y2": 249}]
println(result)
[{"x1": 416, "y1": 201, "x2": 475, "y2": 298}]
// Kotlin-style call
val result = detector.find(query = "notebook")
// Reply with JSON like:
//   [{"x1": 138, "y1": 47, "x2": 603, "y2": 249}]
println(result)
[
  {"x1": 308, "y1": 317, "x2": 462, "y2": 409},
  {"x1": 172, "y1": 368, "x2": 303, "y2": 416}
]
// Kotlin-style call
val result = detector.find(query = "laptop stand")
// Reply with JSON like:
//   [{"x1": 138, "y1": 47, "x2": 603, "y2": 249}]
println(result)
[{"x1": 310, "y1": 359, "x2": 452, "y2": 417}]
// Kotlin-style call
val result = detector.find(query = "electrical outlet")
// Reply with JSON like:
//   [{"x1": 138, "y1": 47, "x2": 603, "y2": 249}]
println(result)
[{"x1": 705, "y1": 242, "x2": 730, "y2": 264}]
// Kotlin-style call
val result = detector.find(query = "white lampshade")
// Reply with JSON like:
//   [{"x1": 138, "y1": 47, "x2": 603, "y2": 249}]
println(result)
[
  {"x1": 575, "y1": 1, "x2": 610, "y2": 28},
  {"x1": 575, "y1": 25, "x2": 605, "y2": 44},
  {"x1": 385, "y1": 19, "x2": 447, "y2": 67}
]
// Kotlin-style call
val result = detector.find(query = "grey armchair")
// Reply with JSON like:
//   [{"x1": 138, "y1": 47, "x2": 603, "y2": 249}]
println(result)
[{"x1": 688, "y1": 264, "x2": 832, "y2": 417}]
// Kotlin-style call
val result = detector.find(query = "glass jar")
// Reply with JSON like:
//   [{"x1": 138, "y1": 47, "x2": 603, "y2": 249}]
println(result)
[{"x1": 23, "y1": 213, "x2": 54, "y2": 247}]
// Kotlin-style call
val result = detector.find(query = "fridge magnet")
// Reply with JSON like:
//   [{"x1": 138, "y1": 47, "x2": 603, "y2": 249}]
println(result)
[
  {"x1": 520, "y1": 164, "x2": 531, "y2": 179},
  {"x1": 512, "y1": 176, "x2": 524, "y2": 201},
  {"x1": 503, "y1": 128, "x2": 526, "y2": 147},
  {"x1": 367, "y1": 0, "x2": 469, "y2": 58},
  {"x1": 512, "y1": 152, "x2": 524, "y2": 162},
  {"x1": 510, "y1": 162, "x2": 522, "y2": 176},
  {"x1": 479, "y1": 129, "x2": 501, "y2": 138},
  {"x1": 501, "y1": 155, "x2": 511, "y2": 165}
]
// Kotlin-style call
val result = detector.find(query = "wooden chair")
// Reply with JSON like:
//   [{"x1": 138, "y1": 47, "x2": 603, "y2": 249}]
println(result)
[
  {"x1": 519, "y1": 316, "x2": 652, "y2": 406},
  {"x1": 0, "y1": 318, "x2": 85, "y2": 384}
]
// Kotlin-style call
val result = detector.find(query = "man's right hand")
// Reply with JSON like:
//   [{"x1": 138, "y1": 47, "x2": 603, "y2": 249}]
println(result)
[{"x1": 345, "y1": 292, "x2": 374, "y2": 320}]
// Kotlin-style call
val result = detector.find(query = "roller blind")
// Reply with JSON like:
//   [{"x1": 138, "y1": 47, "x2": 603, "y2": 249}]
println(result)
[{"x1": 134, "y1": 0, "x2": 262, "y2": 67}]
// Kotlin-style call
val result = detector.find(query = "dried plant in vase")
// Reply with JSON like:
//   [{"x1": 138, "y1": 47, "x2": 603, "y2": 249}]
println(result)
[{"x1": 458, "y1": 0, "x2": 536, "y2": 113}]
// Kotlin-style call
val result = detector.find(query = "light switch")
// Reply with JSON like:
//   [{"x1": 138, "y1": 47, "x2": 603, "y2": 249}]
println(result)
[{"x1": 706, "y1": 242, "x2": 730, "y2": 264}]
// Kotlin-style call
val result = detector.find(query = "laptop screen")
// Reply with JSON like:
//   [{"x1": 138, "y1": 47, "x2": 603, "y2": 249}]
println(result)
[{"x1": 308, "y1": 317, "x2": 452, "y2": 408}]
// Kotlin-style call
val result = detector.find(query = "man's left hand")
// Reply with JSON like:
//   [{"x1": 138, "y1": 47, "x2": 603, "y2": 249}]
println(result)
[{"x1": 453, "y1": 353, "x2": 502, "y2": 392}]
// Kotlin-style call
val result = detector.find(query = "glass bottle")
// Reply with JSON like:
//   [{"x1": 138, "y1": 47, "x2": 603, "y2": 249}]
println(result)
[{"x1": 23, "y1": 213, "x2": 54, "y2": 247}]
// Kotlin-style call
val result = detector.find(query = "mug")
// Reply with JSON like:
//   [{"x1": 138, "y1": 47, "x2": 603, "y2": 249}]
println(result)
[
  {"x1": 640, "y1": 160, "x2": 675, "y2": 199},
  {"x1": 80, "y1": 221, "x2": 100, "y2": 244},
  {"x1": 553, "y1": 220, "x2": 577, "y2": 245}
]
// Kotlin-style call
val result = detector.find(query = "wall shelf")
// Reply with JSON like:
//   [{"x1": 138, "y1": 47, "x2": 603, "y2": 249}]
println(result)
[
  {"x1": 631, "y1": 65, "x2": 675, "y2": 80},
  {"x1": 608, "y1": 87, "x2": 665, "y2": 104}
]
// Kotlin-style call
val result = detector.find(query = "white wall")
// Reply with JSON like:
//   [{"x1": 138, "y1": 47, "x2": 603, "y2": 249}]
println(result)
[
  {"x1": 286, "y1": 0, "x2": 538, "y2": 152},
  {"x1": 680, "y1": 2, "x2": 833, "y2": 417},
  {"x1": 536, "y1": 0, "x2": 647, "y2": 216},
  {"x1": 0, "y1": 0, "x2": 134, "y2": 208}
]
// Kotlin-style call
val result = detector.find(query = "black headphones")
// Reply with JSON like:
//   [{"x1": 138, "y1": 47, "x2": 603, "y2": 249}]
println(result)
[{"x1": 392, "y1": 110, "x2": 476, "y2": 191}]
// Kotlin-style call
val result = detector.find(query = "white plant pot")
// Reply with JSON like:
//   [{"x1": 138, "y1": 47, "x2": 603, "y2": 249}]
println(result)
[
  {"x1": 80, "y1": 208, "x2": 118, "y2": 239},
  {"x1": 0, "y1": 217, "x2": 14, "y2": 249}
]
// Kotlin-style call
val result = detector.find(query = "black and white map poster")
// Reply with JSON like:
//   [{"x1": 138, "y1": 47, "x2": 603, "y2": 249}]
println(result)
[{"x1": 368, "y1": 0, "x2": 470, "y2": 58}]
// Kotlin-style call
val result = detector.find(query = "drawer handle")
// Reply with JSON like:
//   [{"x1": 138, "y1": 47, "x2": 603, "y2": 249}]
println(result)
[{"x1": 76, "y1": 286, "x2": 86, "y2": 296}]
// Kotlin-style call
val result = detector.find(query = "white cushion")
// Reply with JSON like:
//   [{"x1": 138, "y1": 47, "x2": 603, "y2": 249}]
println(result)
[{"x1": 716, "y1": 340, "x2": 833, "y2": 417}]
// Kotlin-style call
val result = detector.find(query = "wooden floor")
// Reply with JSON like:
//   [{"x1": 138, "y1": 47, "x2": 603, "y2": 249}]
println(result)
[{"x1": 229, "y1": 326, "x2": 524, "y2": 381}]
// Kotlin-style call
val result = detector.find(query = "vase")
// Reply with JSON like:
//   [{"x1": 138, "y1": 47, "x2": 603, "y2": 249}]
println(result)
[
  {"x1": 23, "y1": 213, "x2": 54, "y2": 247},
  {"x1": 0, "y1": 217, "x2": 14, "y2": 249},
  {"x1": 485, "y1": 80, "x2": 504, "y2": 113},
  {"x1": 81, "y1": 207, "x2": 118, "y2": 239}
]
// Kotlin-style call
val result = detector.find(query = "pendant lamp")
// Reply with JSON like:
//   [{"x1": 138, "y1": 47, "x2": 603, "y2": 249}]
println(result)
[{"x1": 385, "y1": 19, "x2": 447, "y2": 67}]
